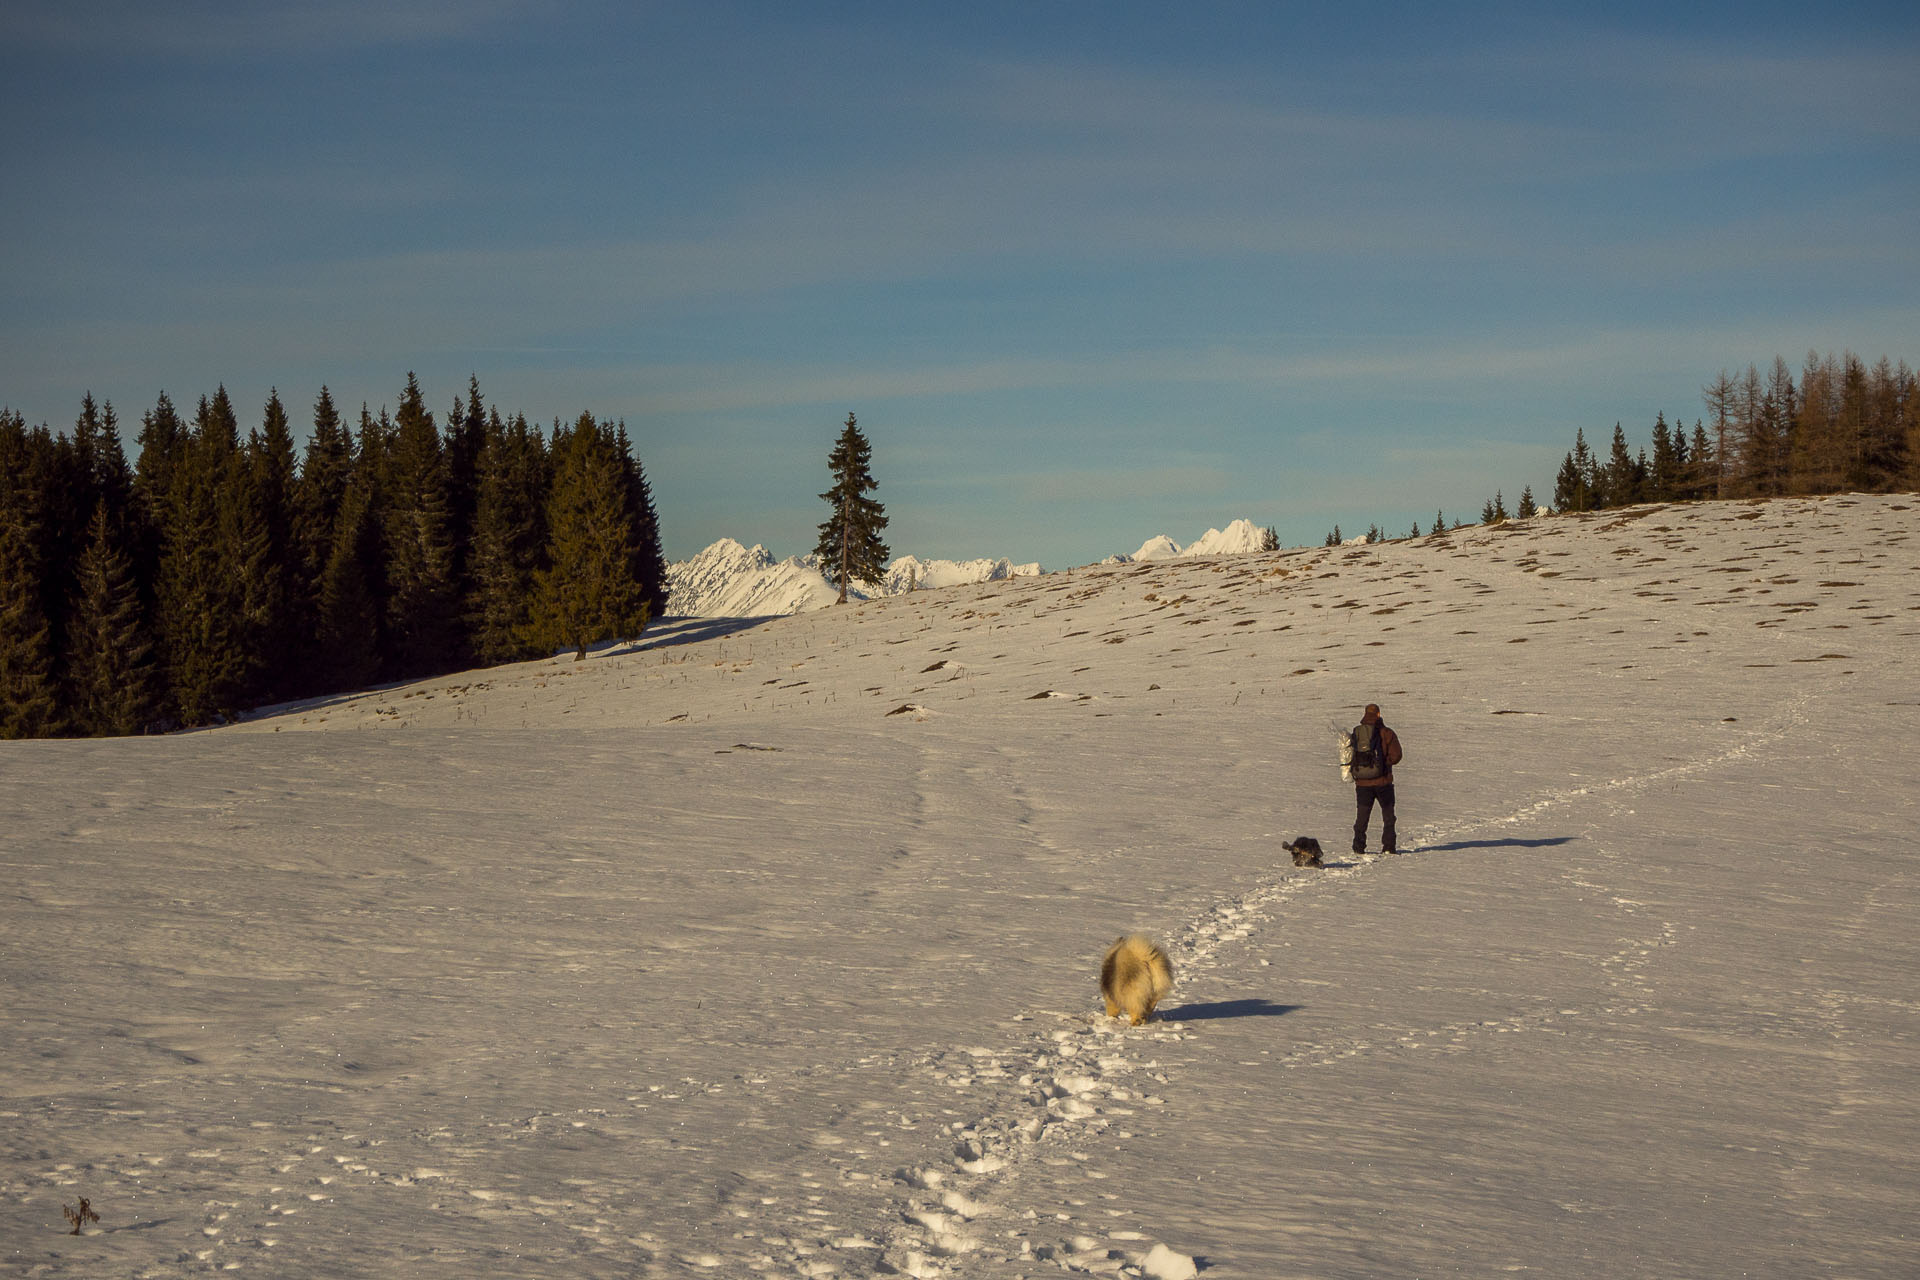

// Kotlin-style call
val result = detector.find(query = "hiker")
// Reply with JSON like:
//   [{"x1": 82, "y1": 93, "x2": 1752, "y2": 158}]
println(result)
[{"x1": 1350, "y1": 703, "x2": 1403, "y2": 855}]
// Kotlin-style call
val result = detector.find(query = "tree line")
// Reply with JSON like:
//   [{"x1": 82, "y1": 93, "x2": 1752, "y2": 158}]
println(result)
[
  {"x1": 1, "y1": 375, "x2": 666, "y2": 739},
  {"x1": 1552, "y1": 351, "x2": 1916, "y2": 513},
  {"x1": 1325, "y1": 349, "x2": 1915, "y2": 545}
]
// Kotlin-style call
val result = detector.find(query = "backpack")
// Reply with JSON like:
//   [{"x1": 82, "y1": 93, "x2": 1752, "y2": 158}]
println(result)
[{"x1": 1349, "y1": 721, "x2": 1387, "y2": 781}]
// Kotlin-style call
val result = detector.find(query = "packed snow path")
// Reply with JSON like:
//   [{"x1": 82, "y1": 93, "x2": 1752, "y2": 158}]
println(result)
[{"x1": 5, "y1": 495, "x2": 1916, "y2": 1277}]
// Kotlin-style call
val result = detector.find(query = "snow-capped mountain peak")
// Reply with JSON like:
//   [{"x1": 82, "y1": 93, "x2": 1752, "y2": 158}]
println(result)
[{"x1": 667, "y1": 518, "x2": 1269, "y2": 617}]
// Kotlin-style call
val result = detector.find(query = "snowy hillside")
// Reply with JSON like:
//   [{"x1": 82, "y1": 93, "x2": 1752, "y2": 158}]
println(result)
[
  {"x1": 666, "y1": 538, "x2": 1040, "y2": 617},
  {"x1": 671, "y1": 518, "x2": 1263, "y2": 616},
  {"x1": 5, "y1": 494, "x2": 1917, "y2": 1279}
]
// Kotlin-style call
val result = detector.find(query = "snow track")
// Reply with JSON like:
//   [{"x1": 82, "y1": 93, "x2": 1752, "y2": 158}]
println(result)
[{"x1": 705, "y1": 687, "x2": 1826, "y2": 1277}]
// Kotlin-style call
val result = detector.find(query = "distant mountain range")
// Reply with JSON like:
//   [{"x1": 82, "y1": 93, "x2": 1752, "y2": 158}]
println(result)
[{"x1": 665, "y1": 518, "x2": 1271, "y2": 616}]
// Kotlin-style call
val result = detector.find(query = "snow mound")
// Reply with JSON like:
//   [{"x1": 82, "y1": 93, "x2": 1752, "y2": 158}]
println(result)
[{"x1": 1142, "y1": 1242, "x2": 1199, "y2": 1279}]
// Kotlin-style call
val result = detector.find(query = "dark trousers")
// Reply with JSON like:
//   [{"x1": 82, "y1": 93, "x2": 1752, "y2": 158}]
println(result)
[{"x1": 1353, "y1": 784, "x2": 1396, "y2": 853}]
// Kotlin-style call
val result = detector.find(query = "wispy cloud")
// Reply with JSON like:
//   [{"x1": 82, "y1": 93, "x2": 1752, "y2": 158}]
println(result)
[
  {"x1": 1009, "y1": 463, "x2": 1234, "y2": 508},
  {"x1": 0, "y1": 0, "x2": 546, "y2": 58}
]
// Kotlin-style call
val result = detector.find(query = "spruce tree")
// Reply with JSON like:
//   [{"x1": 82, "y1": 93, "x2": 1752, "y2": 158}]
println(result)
[
  {"x1": 814, "y1": 412, "x2": 888, "y2": 604},
  {"x1": 445, "y1": 375, "x2": 488, "y2": 622},
  {"x1": 1649, "y1": 413, "x2": 1679, "y2": 501},
  {"x1": 291, "y1": 387, "x2": 355, "y2": 692},
  {"x1": 296, "y1": 388, "x2": 353, "y2": 561},
  {"x1": 382, "y1": 374, "x2": 460, "y2": 675},
  {"x1": 529, "y1": 415, "x2": 649, "y2": 660},
  {"x1": 0, "y1": 412, "x2": 62, "y2": 737},
  {"x1": 469, "y1": 411, "x2": 551, "y2": 664},
  {"x1": 615, "y1": 422, "x2": 669, "y2": 621},
  {"x1": 66, "y1": 500, "x2": 157, "y2": 735},
  {"x1": 72, "y1": 395, "x2": 134, "y2": 534},
  {"x1": 1601, "y1": 424, "x2": 1636, "y2": 508},
  {"x1": 243, "y1": 390, "x2": 299, "y2": 701},
  {"x1": 1554, "y1": 429, "x2": 1595, "y2": 512},
  {"x1": 157, "y1": 390, "x2": 253, "y2": 725},
  {"x1": 315, "y1": 475, "x2": 385, "y2": 692},
  {"x1": 1687, "y1": 422, "x2": 1714, "y2": 500},
  {"x1": 0, "y1": 507, "x2": 60, "y2": 738},
  {"x1": 132, "y1": 392, "x2": 187, "y2": 623},
  {"x1": 1516, "y1": 486, "x2": 1537, "y2": 519}
]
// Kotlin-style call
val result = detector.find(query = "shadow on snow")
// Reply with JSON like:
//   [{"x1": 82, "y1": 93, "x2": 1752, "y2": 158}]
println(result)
[
  {"x1": 1162, "y1": 999, "x2": 1302, "y2": 1023},
  {"x1": 631, "y1": 614, "x2": 779, "y2": 652},
  {"x1": 1418, "y1": 836, "x2": 1577, "y2": 853}
]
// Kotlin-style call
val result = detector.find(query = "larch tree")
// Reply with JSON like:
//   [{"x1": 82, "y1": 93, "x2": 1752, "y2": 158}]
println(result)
[{"x1": 814, "y1": 412, "x2": 889, "y2": 604}]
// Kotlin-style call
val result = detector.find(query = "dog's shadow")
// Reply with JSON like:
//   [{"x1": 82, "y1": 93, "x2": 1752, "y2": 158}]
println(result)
[{"x1": 1161, "y1": 998, "x2": 1301, "y2": 1023}]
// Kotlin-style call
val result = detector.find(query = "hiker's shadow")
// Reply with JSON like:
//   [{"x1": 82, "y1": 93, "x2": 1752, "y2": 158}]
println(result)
[
  {"x1": 1162, "y1": 999, "x2": 1301, "y2": 1023},
  {"x1": 1420, "y1": 836, "x2": 1576, "y2": 853}
]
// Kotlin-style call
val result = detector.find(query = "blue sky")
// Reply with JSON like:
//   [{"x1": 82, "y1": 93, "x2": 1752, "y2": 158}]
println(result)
[{"x1": 3, "y1": 1, "x2": 1916, "y2": 566}]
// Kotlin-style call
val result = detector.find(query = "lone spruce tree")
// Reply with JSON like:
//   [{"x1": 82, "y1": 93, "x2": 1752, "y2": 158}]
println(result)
[{"x1": 815, "y1": 413, "x2": 888, "y2": 604}]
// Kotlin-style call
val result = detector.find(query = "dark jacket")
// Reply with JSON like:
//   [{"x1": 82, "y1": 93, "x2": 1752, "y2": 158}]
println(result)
[{"x1": 1355, "y1": 723, "x2": 1402, "y2": 788}]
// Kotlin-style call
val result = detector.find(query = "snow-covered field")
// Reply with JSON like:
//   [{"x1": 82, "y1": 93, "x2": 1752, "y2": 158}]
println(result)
[{"x1": 5, "y1": 494, "x2": 1917, "y2": 1278}]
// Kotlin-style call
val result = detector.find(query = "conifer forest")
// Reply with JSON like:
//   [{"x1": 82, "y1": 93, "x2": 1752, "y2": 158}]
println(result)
[
  {"x1": 1547, "y1": 352, "x2": 1916, "y2": 514},
  {"x1": 1327, "y1": 349, "x2": 1914, "y2": 545},
  {"x1": 0, "y1": 375, "x2": 667, "y2": 738}
]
